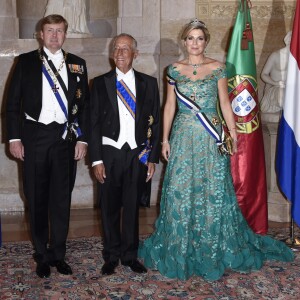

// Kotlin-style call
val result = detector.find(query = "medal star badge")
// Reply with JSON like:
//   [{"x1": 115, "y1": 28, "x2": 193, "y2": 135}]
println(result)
[
  {"x1": 76, "y1": 89, "x2": 82, "y2": 99},
  {"x1": 148, "y1": 115, "x2": 154, "y2": 126},
  {"x1": 72, "y1": 104, "x2": 78, "y2": 115},
  {"x1": 147, "y1": 115, "x2": 154, "y2": 138},
  {"x1": 211, "y1": 116, "x2": 220, "y2": 126},
  {"x1": 147, "y1": 128, "x2": 152, "y2": 138}
]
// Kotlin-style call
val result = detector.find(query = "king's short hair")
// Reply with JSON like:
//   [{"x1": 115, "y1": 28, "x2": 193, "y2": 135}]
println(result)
[{"x1": 40, "y1": 14, "x2": 68, "y2": 33}]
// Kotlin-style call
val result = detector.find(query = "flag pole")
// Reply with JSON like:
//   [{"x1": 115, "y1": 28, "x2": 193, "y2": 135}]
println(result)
[{"x1": 281, "y1": 218, "x2": 300, "y2": 251}]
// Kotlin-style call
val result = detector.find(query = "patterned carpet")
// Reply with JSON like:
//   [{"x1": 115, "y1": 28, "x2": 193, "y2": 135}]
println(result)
[{"x1": 1, "y1": 228, "x2": 300, "y2": 300}]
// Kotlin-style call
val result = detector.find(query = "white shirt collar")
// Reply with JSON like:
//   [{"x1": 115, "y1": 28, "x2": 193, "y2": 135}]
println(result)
[
  {"x1": 43, "y1": 47, "x2": 63, "y2": 61},
  {"x1": 116, "y1": 67, "x2": 134, "y2": 81}
]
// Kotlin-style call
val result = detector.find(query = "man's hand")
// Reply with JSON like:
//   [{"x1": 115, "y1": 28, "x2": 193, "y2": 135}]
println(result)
[
  {"x1": 93, "y1": 163, "x2": 106, "y2": 184},
  {"x1": 74, "y1": 142, "x2": 87, "y2": 160},
  {"x1": 9, "y1": 141, "x2": 24, "y2": 161},
  {"x1": 146, "y1": 162, "x2": 155, "y2": 182}
]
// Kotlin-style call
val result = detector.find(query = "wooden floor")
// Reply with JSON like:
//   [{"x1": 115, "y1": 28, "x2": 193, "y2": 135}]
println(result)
[
  {"x1": 1, "y1": 206, "x2": 160, "y2": 242},
  {"x1": 1, "y1": 206, "x2": 289, "y2": 243}
]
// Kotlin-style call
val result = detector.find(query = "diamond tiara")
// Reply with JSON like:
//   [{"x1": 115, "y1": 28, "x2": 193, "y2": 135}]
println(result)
[{"x1": 189, "y1": 18, "x2": 207, "y2": 28}]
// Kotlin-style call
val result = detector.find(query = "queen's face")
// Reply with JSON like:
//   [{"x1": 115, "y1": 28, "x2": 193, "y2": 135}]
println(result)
[{"x1": 184, "y1": 29, "x2": 207, "y2": 55}]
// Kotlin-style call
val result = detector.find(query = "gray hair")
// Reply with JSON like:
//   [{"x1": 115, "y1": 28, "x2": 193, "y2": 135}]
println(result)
[{"x1": 112, "y1": 33, "x2": 138, "y2": 51}]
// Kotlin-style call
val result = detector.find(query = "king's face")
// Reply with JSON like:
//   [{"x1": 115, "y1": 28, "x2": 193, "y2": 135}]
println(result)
[{"x1": 40, "y1": 22, "x2": 66, "y2": 54}]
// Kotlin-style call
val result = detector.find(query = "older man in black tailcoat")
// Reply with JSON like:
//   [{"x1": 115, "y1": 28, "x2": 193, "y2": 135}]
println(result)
[{"x1": 89, "y1": 33, "x2": 160, "y2": 275}]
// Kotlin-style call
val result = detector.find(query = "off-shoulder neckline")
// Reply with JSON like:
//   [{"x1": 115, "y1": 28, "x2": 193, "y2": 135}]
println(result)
[{"x1": 168, "y1": 65, "x2": 225, "y2": 82}]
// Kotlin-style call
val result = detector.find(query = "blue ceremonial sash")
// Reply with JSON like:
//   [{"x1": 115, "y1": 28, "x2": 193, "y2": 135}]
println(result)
[
  {"x1": 168, "y1": 74, "x2": 225, "y2": 148},
  {"x1": 116, "y1": 79, "x2": 136, "y2": 119},
  {"x1": 138, "y1": 139, "x2": 152, "y2": 165},
  {"x1": 61, "y1": 118, "x2": 82, "y2": 140},
  {"x1": 42, "y1": 64, "x2": 68, "y2": 119},
  {"x1": 116, "y1": 78, "x2": 152, "y2": 165},
  {"x1": 42, "y1": 64, "x2": 82, "y2": 140}
]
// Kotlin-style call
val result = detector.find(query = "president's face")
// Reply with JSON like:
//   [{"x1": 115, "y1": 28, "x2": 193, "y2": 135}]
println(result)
[
  {"x1": 112, "y1": 36, "x2": 138, "y2": 74},
  {"x1": 40, "y1": 22, "x2": 66, "y2": 54}
]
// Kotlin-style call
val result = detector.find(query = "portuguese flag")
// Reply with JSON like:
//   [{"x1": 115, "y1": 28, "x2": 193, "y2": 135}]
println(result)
[{"x1": 226, "y1": 0, "x2": 268, "y2": 234}]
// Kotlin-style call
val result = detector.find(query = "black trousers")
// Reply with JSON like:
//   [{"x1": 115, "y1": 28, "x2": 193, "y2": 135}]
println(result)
[
  {"x1": 22, "y1": 121, "x2": 76, "y2": 263},
  {"x1": 99, "y1": 144, "x2": 147, "y2": 263}
]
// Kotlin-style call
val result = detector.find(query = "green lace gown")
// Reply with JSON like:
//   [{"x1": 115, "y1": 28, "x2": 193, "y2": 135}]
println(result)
[{"x1": 138, "y1": 64, "x2": 294, "y2": 281}]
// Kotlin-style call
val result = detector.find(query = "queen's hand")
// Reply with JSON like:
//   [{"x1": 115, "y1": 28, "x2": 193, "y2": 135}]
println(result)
[{"x1": 161, "y1": 140, "x2": 170, "y2": 161}]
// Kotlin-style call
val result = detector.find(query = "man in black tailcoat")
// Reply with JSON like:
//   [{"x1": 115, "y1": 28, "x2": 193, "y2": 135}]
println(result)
[
  {"x1": 6, "y1": 14, "x2": 89, "y2": 278},
  {"x1": 89, "y1": 33, "x2": 160, "y2": 275}
]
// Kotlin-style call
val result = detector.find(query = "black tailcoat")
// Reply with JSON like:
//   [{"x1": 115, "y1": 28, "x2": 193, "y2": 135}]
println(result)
[
  {"x1": 89, "y1": 69, "x2": 160, "y2": 262},
  {"x1": 6, "y1": 49, "x2": 89, "y2": 263}
]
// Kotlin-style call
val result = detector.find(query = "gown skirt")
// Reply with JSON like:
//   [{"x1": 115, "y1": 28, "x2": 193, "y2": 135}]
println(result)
[{"x1": 138, "y1": 65, "x2": 294, "y2": 281}]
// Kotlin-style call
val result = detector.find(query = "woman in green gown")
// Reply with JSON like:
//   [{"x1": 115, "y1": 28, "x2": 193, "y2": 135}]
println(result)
[{"x1": 138, "y1": 19, "x2": 294, "y2": 281}]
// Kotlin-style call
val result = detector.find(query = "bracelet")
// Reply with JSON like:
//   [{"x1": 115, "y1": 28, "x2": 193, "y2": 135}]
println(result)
[
  {"x1": 228, "y1": 127, "x2": 236, "y2": 131},
  {"x1": 161, "y1": 140, "x2": 169, "y2": 145}
]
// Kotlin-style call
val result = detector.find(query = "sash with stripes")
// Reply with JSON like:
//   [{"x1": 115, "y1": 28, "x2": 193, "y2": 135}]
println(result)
[
  {"x1": 43, "y1": 51, "x2": 68, "y2": 97},
  {"x1": 138, "y1": 139, "x2": 152, "y2": 165},
  {"x1": 42, "y1": 62, "x2": 82, "y2": 140},
  {"x1": 116, "y1": 79, "x2": 136, "y2": 119},
  {"x1": 168, "y1": 76, "x2": 229, "y2": 155},
  {"x1": 116, "y1": 79, "x2": 152, "y2": 164}
]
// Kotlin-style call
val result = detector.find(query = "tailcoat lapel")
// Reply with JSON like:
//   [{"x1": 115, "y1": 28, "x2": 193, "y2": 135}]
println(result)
[
  {"x1": 65, "y1": 53, "x2": 77, "y2": 111},
  {"x1": 29, "y1": 51, "x2": 44, "y2": 119},
  {"x1": 104, "y1": 70, "x2": 118, "y2": 114},
  {"x1": 134, "y1": 70, "x2": 146, "y2": 124}
]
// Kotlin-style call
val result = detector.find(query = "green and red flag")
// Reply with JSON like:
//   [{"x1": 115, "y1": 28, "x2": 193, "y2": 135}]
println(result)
[{"x1": 226, "y1": 0, "x2": 268, "y2": 234}]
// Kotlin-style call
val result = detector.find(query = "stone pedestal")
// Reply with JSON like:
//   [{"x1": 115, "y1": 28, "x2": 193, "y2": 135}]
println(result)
[
  {"x1": 262, "y1": 121, "x2": 291, "y2": 222},
  {"x1": 261, "y1": 112, "x2": 281, "y2": 124}
]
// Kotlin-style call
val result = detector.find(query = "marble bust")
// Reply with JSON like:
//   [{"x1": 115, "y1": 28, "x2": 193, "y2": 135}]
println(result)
[
  {"x1": 260, "y1": 31, "x2": 291, "y2": 123},
  {"x1": 44, "y1": 0, "x2": 91, "y2": 36}
]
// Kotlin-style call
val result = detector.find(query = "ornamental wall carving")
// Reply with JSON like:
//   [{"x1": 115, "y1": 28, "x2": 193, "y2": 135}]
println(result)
[{"x1": 196, "y1": 1, "x2": 296, "y2": 18}]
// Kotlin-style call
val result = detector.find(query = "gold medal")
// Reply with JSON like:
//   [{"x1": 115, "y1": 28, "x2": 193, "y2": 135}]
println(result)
[
  {"x1": 211, "y1": 116, "x2": 220, "y2": 126},
  {"x1": 147, "y1": 128, "x2": 152, "y2": 138},
  {"x1": 68, "y1": 64, "x2": 84, "y2": 74},
  {"x1": 148, "y1": 115, "x2": 154, "y2": 126},
  {"x1": 76, "y1": 89, "x2": 82, "y2": 99}
]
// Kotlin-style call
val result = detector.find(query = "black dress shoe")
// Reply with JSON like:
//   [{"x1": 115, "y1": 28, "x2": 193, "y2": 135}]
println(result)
[
  {"x1": 50, "y1": 260, "x2": 72, "y2": 275},
  {"x1": 36, "y1": 262, "x2": 51, "y2": 278},
  {"x1": 101, "y1": 261, "x2": 118, "y2": 275},
  {"x1": 122, "y1": 260, "x2": 147, "y2": 273}
]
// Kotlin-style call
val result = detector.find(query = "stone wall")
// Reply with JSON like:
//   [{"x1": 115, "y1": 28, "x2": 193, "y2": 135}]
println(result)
[{"x1": 0, "y1": 0, "x2": 297, "y2": 221}]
